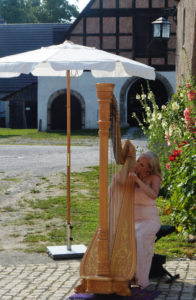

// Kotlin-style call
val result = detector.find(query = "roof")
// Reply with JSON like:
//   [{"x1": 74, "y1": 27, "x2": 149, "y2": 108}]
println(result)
[{"x1": 0, "y1": 23, "x2": 71, "y2": 93}]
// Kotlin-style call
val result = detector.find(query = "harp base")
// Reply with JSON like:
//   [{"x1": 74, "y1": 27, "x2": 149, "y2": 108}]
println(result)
[
  {"x1": 75, "y1": 277, "x2": 131, "y2": 296},
  {"x1": 47, "y1": 245, "x2": 86, "y2": 260}
]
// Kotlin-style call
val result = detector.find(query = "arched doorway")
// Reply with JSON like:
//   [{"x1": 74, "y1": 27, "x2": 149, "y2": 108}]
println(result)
[
  {"x1": 127, "y1": 78, "x2": 168, "y2": 126},
  {"x1": 48, "y1": 90, "x2": 85, "y2": 130}
]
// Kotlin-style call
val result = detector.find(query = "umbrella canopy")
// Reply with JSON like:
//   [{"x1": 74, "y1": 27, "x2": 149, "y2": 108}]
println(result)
[{"x1": 0, "y1": 40, "x2": 155, "y2": 79}]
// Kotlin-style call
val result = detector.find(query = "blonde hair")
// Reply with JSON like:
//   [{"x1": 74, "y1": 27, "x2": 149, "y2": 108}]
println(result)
[{"x1": 141, "y1": 151, "x2": 162, "y2": 180}]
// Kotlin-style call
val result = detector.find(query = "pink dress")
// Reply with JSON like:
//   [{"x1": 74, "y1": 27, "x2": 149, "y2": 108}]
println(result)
[{"x1": 134, "y1": 186, "x2": 161, "y2": 289}]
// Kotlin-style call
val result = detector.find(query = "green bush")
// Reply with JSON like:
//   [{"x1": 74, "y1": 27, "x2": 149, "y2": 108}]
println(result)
[{"x1": 133, "y1": 77, "x2": 196, "y2": 236}]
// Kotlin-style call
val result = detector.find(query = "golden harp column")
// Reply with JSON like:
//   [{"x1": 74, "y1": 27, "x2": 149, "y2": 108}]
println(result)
[{"x1": 96, "y1": 83, "x2": 115, "y2": 277}]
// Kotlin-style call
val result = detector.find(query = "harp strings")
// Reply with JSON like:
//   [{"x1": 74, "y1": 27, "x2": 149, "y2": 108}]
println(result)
[
  {"x1": 108, "y1": 100, "x2": 126, "y2": 255},
  {"x1": 108, "y1": 106, "x2": 116, "y2": 255}
]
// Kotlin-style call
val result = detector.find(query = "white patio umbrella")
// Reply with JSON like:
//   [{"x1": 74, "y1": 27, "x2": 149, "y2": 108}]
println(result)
[
  {"x1": 0, "y1": 40, "x2": 155, "y2": 79},
  {"x1": 0, "y1": 40, "x2": 155, "y2": 258}
]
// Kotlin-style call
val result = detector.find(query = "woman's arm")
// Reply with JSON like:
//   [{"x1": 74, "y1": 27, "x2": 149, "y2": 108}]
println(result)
[{"x1": 129, "y1": 173, "x2": 161, "y2": 200}]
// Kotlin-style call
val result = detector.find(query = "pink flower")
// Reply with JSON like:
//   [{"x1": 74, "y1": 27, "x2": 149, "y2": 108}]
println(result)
[
  {"x1": 166, "y1": 163, "x2": 170, "y2": 170},
  {"x1": 186, "y1": 83, "x2": 191, "y2": 89},
  {"x1": 165, "y1": 132, "x2": 170, "y2": 146},
  {"x1": 184, "y1": 107, "x2": 191, "y2": 118},
  {"x1": 187, "y1": 90, "x2": 195, "y2": 101},
  {"x1": 184, "y1": 107, "x2": 196, "y2": 133},
  {"x1": 184, "y1": 107, "x2": 192, "y2": 126}
]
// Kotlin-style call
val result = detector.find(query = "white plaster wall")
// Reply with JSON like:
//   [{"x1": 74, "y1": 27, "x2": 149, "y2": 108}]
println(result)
[
  {"x1": 157, "y1": 71, "x2": 176, "y2": 95},
  {"x1": 38, "y1": 72, "x2": 127, "y2": 131},
  {"x1": 38, "y1": 71, "x2": 176, "y2": 131}
]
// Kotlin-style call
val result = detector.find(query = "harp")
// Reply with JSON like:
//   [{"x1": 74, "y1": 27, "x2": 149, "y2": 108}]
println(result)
[{"x1": 75, "y1": 83, "x2": 136, "y2": 296}]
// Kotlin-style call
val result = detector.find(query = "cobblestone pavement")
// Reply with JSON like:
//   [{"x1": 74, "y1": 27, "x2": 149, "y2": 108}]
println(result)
[{"x1": 0, "y1": 258, "x2": 195, "y2": 300}]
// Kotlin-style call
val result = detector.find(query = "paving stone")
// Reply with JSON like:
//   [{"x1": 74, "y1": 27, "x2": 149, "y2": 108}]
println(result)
[{"x1": 0, "y1": 259, "x2": 195, "y2": 299}]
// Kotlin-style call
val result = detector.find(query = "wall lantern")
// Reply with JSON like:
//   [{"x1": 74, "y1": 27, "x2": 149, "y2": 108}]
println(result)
[{"x1": 152, "y1": 17, "x2": 171, "y2": 39}]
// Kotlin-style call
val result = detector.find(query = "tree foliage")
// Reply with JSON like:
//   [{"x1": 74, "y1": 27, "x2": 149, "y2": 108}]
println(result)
[{"x1": 0, "y1": 0, "x2": 79, "y2": 23}]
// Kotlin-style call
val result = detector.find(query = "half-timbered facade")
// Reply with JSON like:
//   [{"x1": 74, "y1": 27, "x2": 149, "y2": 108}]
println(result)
[
  {"x1": 39, "y1": 0, "x2": 177, "y2": 131},
  {"x1": 66, "y1": 0, "x2": 177, "y2": 70}
]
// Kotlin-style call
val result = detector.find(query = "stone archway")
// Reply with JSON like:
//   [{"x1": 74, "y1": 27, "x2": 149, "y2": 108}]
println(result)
[
  {"x1": 120, "y1": 74, "x2": 174, "y2": 127},
  {"x1": 47, "y1": 89, "x2": 85, "y2": 130}
]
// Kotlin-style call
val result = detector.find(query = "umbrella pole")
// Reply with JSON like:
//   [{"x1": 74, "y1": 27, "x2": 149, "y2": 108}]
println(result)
[
  {"x1": 66, "y1": 70, "x2": 71, "y2": 251},
  {"x1": 47, "y1": 70, "x2": 87, "y2": 259}
]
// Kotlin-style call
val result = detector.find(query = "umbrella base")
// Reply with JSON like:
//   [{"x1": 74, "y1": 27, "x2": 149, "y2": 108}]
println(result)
[{"x1": 47, "y1": 244, "x2": 87, "y2": 260}]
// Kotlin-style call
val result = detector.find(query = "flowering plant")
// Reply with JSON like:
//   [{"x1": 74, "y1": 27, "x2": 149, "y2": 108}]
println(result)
[{"x1": 133, "y1": 77, "x2": 196, "y2": 235}]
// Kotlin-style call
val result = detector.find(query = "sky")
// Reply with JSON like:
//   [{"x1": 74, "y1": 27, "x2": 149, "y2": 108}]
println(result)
[{"x1": 68, "y1": 0, "x2": 90, "y2": 12}]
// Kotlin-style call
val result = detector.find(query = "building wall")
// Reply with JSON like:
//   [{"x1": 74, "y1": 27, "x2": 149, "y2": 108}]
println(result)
[
  {"x1": 38, "y1": 74, "x2": 127, "y2": 130},
  {"x1": 38, "y1": 71, "x2": 176, "y2": 130},
  {"x1": 176, "y1": 0, "x2": 196, "y2": 86},
  {"x1": 66, "y1": 0, "x2": 177, "y2": 72}
]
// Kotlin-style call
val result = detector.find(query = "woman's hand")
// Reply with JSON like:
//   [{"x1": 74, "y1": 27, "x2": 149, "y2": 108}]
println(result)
[
  {"x1": 129, "y1": 172, "x2": 161, "y2": 200},
  {"x1": 128, "y1": 172, "x2": 139, "y2": 183}
]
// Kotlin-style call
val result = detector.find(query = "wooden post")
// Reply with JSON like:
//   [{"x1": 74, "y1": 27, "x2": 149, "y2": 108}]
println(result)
[
  {"x1": 66, "y1": 70, "x2": 71, "y2": 250},
  {"x1": 96, "y1": 83, "x2": 115, "y2": 276}
]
